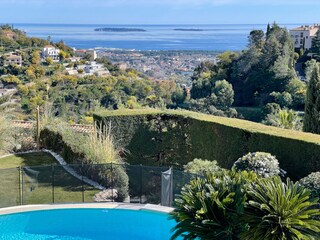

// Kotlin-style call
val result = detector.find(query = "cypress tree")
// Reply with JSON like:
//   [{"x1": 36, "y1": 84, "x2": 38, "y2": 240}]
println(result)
[
  {"x1": 303, "y1": 63, "x2": 320, "y2": 133},
  {"x1": 311, "y1": 29, "x2": 320, "y2": 56},
  {"x1": 266, "y1": 23, "x2": 271, "y2": 38}
]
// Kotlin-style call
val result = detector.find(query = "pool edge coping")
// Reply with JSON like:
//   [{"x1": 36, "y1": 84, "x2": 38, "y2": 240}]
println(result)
[{"x1": 0, "y1": 203, "x2": 174, "y2": 216}]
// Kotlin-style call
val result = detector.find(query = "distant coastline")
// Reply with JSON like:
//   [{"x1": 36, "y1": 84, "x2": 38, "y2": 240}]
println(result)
[
  {"x1": 94, "y1": 28, "x2": 146, "y2": 32},
  {"x1": 173, "y1": 29, "x2": 204, "y2": 32},
  {"x1": 14, "y1": 23, "x2": 293, "y2": 51}
]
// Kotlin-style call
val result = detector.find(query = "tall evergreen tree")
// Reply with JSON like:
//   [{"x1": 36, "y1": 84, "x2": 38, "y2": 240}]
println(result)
[
  {"x1": 266, "y1": 23, "x2": 271, "y2": 38},
  {"x1": 303, "y1": 63, "x2": 320, "y2": 133},
  {"x1": 311, "y1": 29, "x2": 320, "y2": 56}
]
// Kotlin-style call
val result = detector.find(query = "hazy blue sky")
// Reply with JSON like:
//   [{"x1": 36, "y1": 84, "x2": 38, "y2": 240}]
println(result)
[{"x1": 0, "y1": 0, "x2": 320, "y2": 24}]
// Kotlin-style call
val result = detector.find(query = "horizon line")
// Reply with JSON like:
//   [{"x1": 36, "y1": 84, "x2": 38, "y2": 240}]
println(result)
[{"x1": 0, "y1": 22, "x2": 311, "y2": 26}]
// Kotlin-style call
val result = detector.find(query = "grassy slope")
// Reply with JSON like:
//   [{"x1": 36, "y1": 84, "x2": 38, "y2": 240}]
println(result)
[
  {"x1": 95, "y1": 109, "x2": 320, "y2": 144},
  {"x1": 0, "y1": 152, "x2": 99, "y2": 208}
]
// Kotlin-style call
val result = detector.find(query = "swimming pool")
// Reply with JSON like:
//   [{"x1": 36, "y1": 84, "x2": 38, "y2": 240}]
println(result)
[{"x1": 0, "y1": 207, "x2": 179, "y2": 240}]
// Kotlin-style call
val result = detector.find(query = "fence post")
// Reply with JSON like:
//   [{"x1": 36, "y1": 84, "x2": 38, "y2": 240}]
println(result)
[
  {"x1": 140, "y1": 164, "x2": 143, "y2": 204},
  {"x1": 52, "y1": 165, "x2": 55, "y2": 204},
  {"x1": 21, "y1": 166, "x2": 24, "y2": 205},
  {"x1": 36, "y1": 106, "x2": 40, "y2": 151},
  {"x1": 170, "y1": 166, "x2": 174, "y2": 207},
  {"x1": 82, "y1": 174, "x2": 84, "y2": 203},
  {"x1": 18, "y1": 166, "x2": 22, "y2": 205},
  {"x1": 111, "y1": 163, "x2": 114, "y2": 202}
]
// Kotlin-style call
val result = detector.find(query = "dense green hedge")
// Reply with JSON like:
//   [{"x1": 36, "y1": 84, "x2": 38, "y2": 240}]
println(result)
[{"x1": 94, "y1": 109, "x2": 320, "y2": 179}]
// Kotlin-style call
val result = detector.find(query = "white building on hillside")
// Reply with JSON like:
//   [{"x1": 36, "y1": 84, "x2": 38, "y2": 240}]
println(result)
[
  {"x1": 84, "y1": 61, "x2": 110, "y2": 76},
  {"x1": 3, "y1": 52, "x2": 22, "y2": 67},
  {"x1": 74, "y1": 49, "x2": 97, "y2": 61},
  {"x1": 42, "y1": 45, "x2": 60, "y2": 61},
  {"x1": 290, "y1": 24, "x2": 320, "y2": 50},
  {"x1": 66, "y1": 61, "x2": 110, "y2": 77}
]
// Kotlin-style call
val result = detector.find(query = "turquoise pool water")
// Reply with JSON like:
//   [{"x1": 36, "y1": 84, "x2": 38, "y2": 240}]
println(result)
[{"x1": 0, "y1": 208, "x2": 179, "y2": 240}]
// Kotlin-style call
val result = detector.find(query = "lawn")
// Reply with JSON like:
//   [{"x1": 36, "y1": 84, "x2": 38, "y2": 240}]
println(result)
[
  {"x1": 0, "y1": 152, "x2": 101, "y2": 208},
  {"x1": 0, "y1": 152, "x2": 57, "y2": 169}
]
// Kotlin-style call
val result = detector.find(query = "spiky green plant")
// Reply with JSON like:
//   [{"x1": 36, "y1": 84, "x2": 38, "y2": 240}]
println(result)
[
  {"x1": 242, "y1": 177, "x2": 320, "y2": 240},
  {"x1": 170, "y1": 171, "x2": 257, "y2": 240}
]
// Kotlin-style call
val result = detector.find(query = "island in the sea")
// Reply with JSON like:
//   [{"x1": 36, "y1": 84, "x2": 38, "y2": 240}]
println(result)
[
  {"x1": 94, "y1": 28, "x2": 147, "y2": 32},
  {"x1": 173, "y1": 29, "x2": 204, "y2": 31}
]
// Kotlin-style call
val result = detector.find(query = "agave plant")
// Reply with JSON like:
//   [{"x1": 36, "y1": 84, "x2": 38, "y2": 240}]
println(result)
[
  {"x1": 242, "y1": 177, "x2": 320, "y2": 240},
  {"x1": 170, "y1": 171, "x2": 257, "y2": 240}
]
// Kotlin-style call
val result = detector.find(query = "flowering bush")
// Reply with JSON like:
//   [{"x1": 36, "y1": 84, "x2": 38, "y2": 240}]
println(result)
[
  {"x1": 300, "y1": 172, "x2": 320, "y2": 200},
  {"x1": 184, "y1": 158, "x2": 222, "y2": 176},
  {"x1": 233, "y1": 152, "x2": 280, "y2": 178}
]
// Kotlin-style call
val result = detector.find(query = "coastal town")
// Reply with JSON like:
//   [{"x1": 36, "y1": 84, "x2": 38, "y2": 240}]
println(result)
[{"x1": 98, "y1": 50, "x2": 218, "y2": 82}]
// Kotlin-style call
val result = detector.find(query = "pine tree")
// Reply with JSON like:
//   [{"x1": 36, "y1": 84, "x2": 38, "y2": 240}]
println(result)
[{"x1": 303, "y1": 63, "x2": 320, "y2": 133}]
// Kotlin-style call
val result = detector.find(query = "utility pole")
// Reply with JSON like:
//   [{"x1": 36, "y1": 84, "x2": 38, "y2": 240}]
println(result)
[{"x1": 36, "y1": 106, "x2": 40, "y2": 151}]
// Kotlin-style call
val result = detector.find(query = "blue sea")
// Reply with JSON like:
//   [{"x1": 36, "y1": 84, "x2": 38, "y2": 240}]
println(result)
[{"x1": 12, "y1": 23, "x2": 301, "y2": 51}]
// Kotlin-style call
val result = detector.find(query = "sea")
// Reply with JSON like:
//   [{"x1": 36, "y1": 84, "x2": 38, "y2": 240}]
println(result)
[{"x1": 12, "y1": 23, "x2": 302, "y2": 51}]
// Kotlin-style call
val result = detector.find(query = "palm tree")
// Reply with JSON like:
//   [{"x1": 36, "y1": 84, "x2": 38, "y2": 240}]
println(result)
[
  {"x1": 242, "y1": 177, "x2": 320, "y2": 240},
  {"x1": 278, "y1": 109, "x2": 300, "y2": 130}
]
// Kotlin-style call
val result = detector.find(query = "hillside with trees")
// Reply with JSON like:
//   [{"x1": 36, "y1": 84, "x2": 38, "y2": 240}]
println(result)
[
  {"x1": 0, "y1": 25, "x2": 186, "y2": 123},
  {"x1": 185, "y1": 23, "x2": 311, "y2": 131}
]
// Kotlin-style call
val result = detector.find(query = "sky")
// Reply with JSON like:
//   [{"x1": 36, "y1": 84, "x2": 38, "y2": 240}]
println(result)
[{"x1": 0, "y1": 0, "x2": 320, "y2": 24}]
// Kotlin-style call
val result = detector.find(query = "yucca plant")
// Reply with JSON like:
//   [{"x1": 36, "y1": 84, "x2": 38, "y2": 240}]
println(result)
[
  {"x1": 170, "y1": 171, "x2": 257, "y2": 240},
  {"x1": 242, "y1": 177, "x2": 320, "y2": 240}
]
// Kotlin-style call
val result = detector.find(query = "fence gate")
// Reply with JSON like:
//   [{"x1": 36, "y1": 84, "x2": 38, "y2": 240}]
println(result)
[{"x1": 161, "y1": 167, "x2": 173, "y2": 207}]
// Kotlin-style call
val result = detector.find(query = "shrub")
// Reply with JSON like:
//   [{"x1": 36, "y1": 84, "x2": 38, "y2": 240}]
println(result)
[
  {"x1": 233, "y1": 152, "x2": 280, "y2": 178},
  {"x1": 97, "y1": 164, "x2": 129, "y2": 202},
  {"x1": 170, "y1": 170, "x2": 257, "y2": 240},
  {"x1": 183, "y1": 158, "x2": 221, "y2": 176},
  {"x1": 242, "y1": 177, "x2": 320, "y2": 239},
  {"x1": 263, "y1": 102, "x2": 281, "y2": 115},
  {"x1": 300, "y1": 172, "x2": 320, "y2": 199}
]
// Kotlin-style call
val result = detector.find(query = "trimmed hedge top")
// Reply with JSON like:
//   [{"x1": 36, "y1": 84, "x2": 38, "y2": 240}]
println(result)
[{"x1": 94, "y1": 109, "x2": 320, "y2": 144}]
